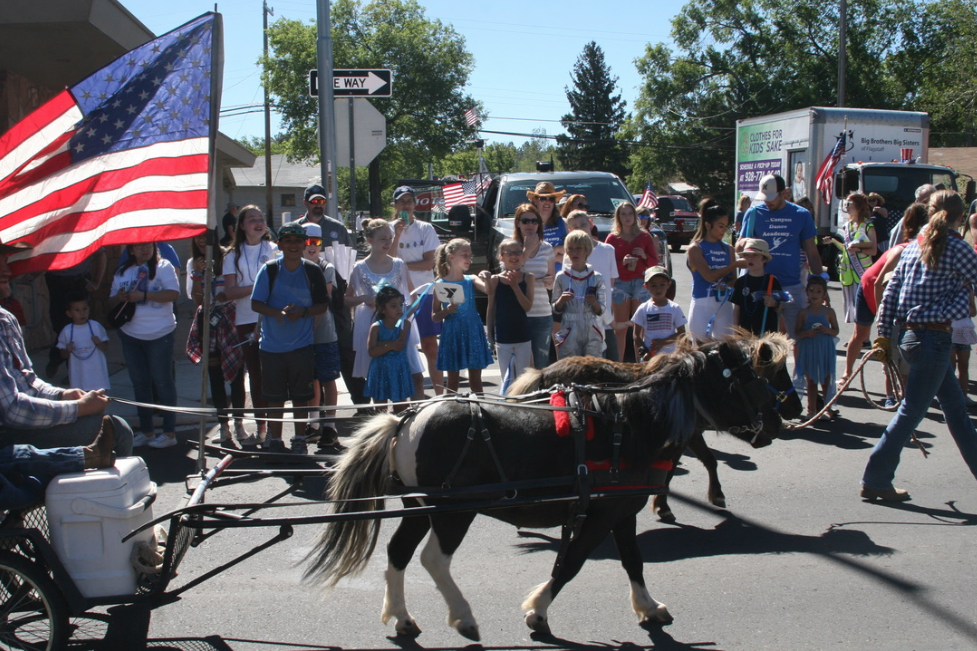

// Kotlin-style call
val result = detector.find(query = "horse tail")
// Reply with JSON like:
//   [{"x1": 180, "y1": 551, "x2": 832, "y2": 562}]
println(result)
[
  {"x1": 303, "y1": 412, "x2": 400, "y2": 588},
  {"x1": 506, "y1": 367, "x2": 544, "y2": 397}
]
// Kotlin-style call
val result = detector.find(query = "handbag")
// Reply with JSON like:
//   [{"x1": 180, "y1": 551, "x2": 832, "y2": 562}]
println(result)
[{"x1": 107, "y1": 300, "x2": 135, "y2": 329}]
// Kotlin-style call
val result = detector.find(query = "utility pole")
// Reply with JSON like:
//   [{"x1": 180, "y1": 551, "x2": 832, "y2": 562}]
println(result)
[
  {"x1": 317, "y1": 0, "x2": 339, "y2": 223},
  {"x1": 838, "y1": 0, "x2": 846, "y2": 107},
  {"x1": 263, "y1": 1, "x2": 274, "y2": 227}
]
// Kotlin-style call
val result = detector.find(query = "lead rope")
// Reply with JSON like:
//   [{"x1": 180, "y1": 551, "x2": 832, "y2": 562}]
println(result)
[{"x1": 784, "y1": 347, "x2": 925, "y2": 458}]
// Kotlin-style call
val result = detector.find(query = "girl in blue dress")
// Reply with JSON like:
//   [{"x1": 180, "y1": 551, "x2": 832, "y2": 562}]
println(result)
[
  {"x1": 795, "y1": 276, "x2": 840, "y2": 420},
  {"x1": 432, "y1": 238, "x2": 493, "y2": 393},
  {"x1": 365, "y1": 285, "x2": 413, "y2": 412}
]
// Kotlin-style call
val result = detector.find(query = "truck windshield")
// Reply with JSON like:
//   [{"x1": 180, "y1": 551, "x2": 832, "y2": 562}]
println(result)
[
  {"x1": 863, "y1": 168, "x2": 958, "y2": 209},
  {"x1": 500, "y1": 178, "x2": 634, "y2": 217}
]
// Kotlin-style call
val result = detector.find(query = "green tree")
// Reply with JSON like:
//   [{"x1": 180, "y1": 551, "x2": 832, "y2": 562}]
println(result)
[
  {"x1": 624, "y1": 0, "x2": 930, "y2": 199},
  {"x1": 434, "y1": 142, "x2": 516, "y2": 178},
  {"x1": 262, "y1": 0, "x2": 478, "y2": 204},
  {"x1": 515, "y1": 130, "x2": 559, "y2": 173},
  {"x1": 237, "y1": 134, "x2": 288, "y2": 157},
  {"x1": 556, "y1": 42, "x2": 628, "y2": 176}
]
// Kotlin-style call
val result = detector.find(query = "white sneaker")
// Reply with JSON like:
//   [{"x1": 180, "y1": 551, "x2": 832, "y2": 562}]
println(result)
[
  {"x1": 147, "y1": 434, "x2": 178, "y2": 449},
  {"x1": 132, "y1": 432, "x2": 152, "y2": 447}
]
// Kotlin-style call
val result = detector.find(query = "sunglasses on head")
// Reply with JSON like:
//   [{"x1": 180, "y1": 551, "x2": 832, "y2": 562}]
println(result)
[
  {"x1": 308, "y1": 197, "x2": 326, "y2": 205},
  {"x1": 520, "y1": 218, "x2": 540, "y2": 225}
]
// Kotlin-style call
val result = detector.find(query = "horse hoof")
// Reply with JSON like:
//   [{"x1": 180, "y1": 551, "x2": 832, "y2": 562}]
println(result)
[
  {"x1": 395, "y1": 619, "x2": 422, "y2": 637},
  {"x1": 456, "y1": 622, "x2": 480, "y2": 641},
  {"x1": 640, "y1": 605, "x2": 673, "y2": 626},
  {"x1": 525, "y1": 611, "x2": 551, "y2": 636},
  {"x1": 711, "y1": 495, "x2": 726, "y2": 509},
  {"x1": 656, "y1": 508, "x2": 676, "y2": 524}
]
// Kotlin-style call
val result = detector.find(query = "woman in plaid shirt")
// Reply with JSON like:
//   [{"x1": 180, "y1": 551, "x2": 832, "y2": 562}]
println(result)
[{"x1": 862, "y1": 191, "x2": 977, "y2": 502}]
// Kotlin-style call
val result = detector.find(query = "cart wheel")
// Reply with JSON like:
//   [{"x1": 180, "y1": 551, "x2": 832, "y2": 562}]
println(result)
[{"x1": 0, "y1": 552, "x2": 69, "y2": 651}]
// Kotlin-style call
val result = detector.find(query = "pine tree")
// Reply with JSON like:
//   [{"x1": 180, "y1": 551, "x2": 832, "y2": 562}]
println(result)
[{"x1": 556, "y1": 42, "x2": 628, "y2": 176}]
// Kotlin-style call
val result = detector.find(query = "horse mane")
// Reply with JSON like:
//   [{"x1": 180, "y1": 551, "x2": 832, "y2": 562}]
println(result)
[{"x1": 722, "y1": 327, "x2": 790, "y2": 374}]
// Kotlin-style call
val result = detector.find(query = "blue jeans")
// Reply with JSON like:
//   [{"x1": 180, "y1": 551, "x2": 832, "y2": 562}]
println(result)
[
  {"x1": 527, "y1": 315, "x2": 553, "y2": 370},
  {"x1": 862, "y1": 329, "x2": 977, "y2": 490},
  {"x1": 0, "y1": 414, "x2": 133, "y2": 457},
  {"x1": 119, "y1": 329, "x2": 177, "y2": 434},
  {"x1": 0, "y1": 444, "x2": 84, "y2": 478}
]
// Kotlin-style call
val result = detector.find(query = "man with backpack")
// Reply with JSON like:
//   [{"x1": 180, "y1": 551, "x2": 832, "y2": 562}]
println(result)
[{"x1": 250, "y1": 223, "x2": 330, "y2": 454}]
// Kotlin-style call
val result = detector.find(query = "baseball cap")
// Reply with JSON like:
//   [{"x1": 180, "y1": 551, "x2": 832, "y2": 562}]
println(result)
[
  {"x1": 302, "y1": 223, "x2": 322, "y2": 239},
  {"x1": 755, "y1": 174, "x2": 786, "y2": 202},
  {"x1": 643, "y1": 265, "x2": 671, "y2": 283},
  {"x1": 278, "y1": 222, "x2": 307, "y2": 240},
  {"x1": 304, "y1": 184, "x2": 326, "y2": 201},
  {"x1": 393, "y1": 186, "x2": 415, "y2": 202}
]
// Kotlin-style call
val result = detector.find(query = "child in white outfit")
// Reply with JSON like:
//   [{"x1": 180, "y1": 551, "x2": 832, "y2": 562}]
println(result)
[
  {"x1": 57, "y1": 296, "x2": 110, "y2": 391},
  {"x1": 552, "y1": 230, "x2": 606, "y2": 358}
]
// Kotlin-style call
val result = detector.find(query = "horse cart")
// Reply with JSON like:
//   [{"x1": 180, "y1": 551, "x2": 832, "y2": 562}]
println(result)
[{"x1": 0, "y1": 333, "x2": 796, "y2": 648}]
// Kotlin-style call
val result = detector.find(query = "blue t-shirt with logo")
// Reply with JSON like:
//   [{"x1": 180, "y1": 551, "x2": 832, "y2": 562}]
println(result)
[{"x1": 740, "y1": 202, "x2": 816, "y2": 287}]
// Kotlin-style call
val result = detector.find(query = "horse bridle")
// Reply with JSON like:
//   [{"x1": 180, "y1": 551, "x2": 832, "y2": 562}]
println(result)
[
  {"x1": 766, "y1": 381, "x2": 797, "y2": 413},
  {"x1": 697, "y1": 348, "x2": 768, "y2": 441}
]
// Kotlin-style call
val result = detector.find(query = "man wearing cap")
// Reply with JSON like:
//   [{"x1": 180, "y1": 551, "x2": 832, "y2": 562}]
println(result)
[
  {"x1": 390, "y1": 185, "x2": 443, "y2": 394},
  {"x1": 738, "y1": 173, "x2": 822, "y2": 339},
  {"x1": 297, "y1": 184, "x2": 352, "y2": 248},
  {"x1": 0, "y1": 239, "x2": 132, "y2": 456}
]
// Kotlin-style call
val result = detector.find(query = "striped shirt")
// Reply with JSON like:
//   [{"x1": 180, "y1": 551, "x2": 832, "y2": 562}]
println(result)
[
  {"x1": 877, "y1": 235, "x2": 977, "y2": 338},
  {"x1": 0, "y1": 308, "x2": 77, "y2": 429}
]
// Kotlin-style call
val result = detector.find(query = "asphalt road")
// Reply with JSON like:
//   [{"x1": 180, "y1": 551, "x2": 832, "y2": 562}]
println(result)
[{"x1": 66, "y1": 249, "x2": 977, "y2": 650}]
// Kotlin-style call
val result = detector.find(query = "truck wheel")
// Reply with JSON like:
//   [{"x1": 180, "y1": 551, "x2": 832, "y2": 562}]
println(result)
[{"x1": 0, "y1": 552, "x2": 70, "y2": 651}]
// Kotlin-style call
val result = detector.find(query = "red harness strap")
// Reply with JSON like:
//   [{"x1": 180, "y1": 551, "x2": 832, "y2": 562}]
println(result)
[{"x1": 550, "y1": 390, "x2": 594, "y2": 440}]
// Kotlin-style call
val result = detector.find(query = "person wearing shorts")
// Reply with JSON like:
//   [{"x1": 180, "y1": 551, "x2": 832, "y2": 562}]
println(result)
[{"x1": 251, "y1": 223, "x2": 330, "y2": 454}]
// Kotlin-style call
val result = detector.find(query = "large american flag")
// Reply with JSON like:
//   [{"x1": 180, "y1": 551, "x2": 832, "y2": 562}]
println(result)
[
  {"x1": 0, "y1": 13, "x2": 220, "y2": 274},
  {"x1": 443, "y1": 180, "x2": 479, "y2": 209},
  {"x1": 637, "y1": 180, "x2": 658, "y2": 210},
  {"x1": 815, "y1": 131, "x2": 848, "y2": 205}
]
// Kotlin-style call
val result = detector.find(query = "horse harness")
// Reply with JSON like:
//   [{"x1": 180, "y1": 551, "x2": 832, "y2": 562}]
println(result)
[{"x1": 696, "y1": 348, "x2": 771, "y2": 445}]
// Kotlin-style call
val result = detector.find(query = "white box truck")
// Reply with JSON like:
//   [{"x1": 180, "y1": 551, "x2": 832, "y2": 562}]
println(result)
[{"x1": 735, "y1": 106, "x2": 972, "y2": 232}]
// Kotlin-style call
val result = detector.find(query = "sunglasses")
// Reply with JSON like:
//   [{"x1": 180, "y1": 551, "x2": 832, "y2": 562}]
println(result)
[
  {"x1": 307, "y1": 198, "x2": 326, "y2": 205},
  {"x1": 520, "y1": 218, "x2": 540, "y2": 225},
  {"x1": 576, "y1": 203, "x2": 589, "y2": 210},
  {"x1": 536, "y1": 196, "x2": 556, "y2": 202},
  {"x1": 501, "y1": 248, "x2": 524, "y2": 256},
  {"x1": 306, "y1": 237, "x2": 322, "y2": 246}
]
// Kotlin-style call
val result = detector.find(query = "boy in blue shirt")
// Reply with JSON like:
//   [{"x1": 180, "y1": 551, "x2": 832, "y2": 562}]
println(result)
[{"x1": 251, "y1": 223, "x2": 330, "y2": 453}]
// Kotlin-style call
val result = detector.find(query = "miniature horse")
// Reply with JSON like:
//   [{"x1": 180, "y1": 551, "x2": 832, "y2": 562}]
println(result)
[
  {"x1": 305, "y1": 336, "x2": 786, "y2": 639},
  {"x1": 508, "y1": 331, "x2": 801, "y2": 522}
]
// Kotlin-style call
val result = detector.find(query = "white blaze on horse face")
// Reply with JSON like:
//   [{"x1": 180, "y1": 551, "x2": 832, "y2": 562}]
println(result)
[{"x1": 393, "y1": 408, "x2": 438, "y2": 487}]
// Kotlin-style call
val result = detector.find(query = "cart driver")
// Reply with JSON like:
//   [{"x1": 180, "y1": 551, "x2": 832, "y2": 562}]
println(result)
[{"x1": 0, "y1": 238, "x2": 133, "y2": 456}]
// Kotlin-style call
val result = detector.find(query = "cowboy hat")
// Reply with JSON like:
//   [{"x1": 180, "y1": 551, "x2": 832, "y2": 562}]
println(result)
[{"x1": 526, "y1": 181, "x2": 566, "y2": 202}]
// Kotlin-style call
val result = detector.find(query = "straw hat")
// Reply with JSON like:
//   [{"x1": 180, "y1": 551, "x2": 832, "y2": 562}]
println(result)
[{"x1": 739, "y1": 238, "x2": 772, "y2": 262}]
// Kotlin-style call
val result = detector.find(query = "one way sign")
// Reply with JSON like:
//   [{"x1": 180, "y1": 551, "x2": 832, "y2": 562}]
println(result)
[{"x1": 309, "y1": 69, "x2": 393, "y2": 97}]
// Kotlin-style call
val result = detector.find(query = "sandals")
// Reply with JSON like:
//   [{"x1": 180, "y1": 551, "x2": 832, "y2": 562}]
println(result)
[{"x1": 836, "y1": 376, "x2": 850, "y2": 391}]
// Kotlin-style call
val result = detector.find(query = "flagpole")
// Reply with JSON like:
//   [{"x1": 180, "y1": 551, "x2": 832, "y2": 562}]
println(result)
[{"x1": 197, "y1": 11, "x2": 225, "y2": 472}]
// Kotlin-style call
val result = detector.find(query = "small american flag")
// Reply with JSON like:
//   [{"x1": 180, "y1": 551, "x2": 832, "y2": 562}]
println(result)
[
  {"x1": 464, "y1": 108, "x2": 479, "y2": 128},
  {"x1": 637, "y1": 180, "x2": 658, "y2": 211},
  {"x1": 0, "y1": 13, "x2": 219, "y2": 274},
  {"x1": 443, "y1": 180, "x2": 478, "y2": 209},
  {"x1": 815, "y1": 131, "x2": 848, "y2": 205}
]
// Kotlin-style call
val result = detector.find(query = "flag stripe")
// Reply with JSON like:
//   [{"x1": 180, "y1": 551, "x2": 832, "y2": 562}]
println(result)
[
  {"x1": 13, "y1": 212, "x2": 208, "y2": 273},
  {"x1": 0, "y1": 139, "x2": 208, "y2": 236},
  {"x1": 0, "y1": 93, "x2": 81, "y2": 183},
  {"x1": 443, "y1": 182, "x2": 477, "y2": 209}
]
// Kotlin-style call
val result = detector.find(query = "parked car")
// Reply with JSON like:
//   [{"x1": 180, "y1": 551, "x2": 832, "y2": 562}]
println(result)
[{"x1": 655, "y1": 195, "x2": 699, "y2": 252}]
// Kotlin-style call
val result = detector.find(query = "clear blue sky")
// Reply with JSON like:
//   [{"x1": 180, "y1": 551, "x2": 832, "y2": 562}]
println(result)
[{"x1": 123, "y1": 0, "x2": 679, "y2": 147}]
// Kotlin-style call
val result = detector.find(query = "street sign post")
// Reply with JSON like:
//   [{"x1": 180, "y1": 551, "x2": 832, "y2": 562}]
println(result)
[{"x1": 309, "y1": 69, "x2": 392, "y2": 97}]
